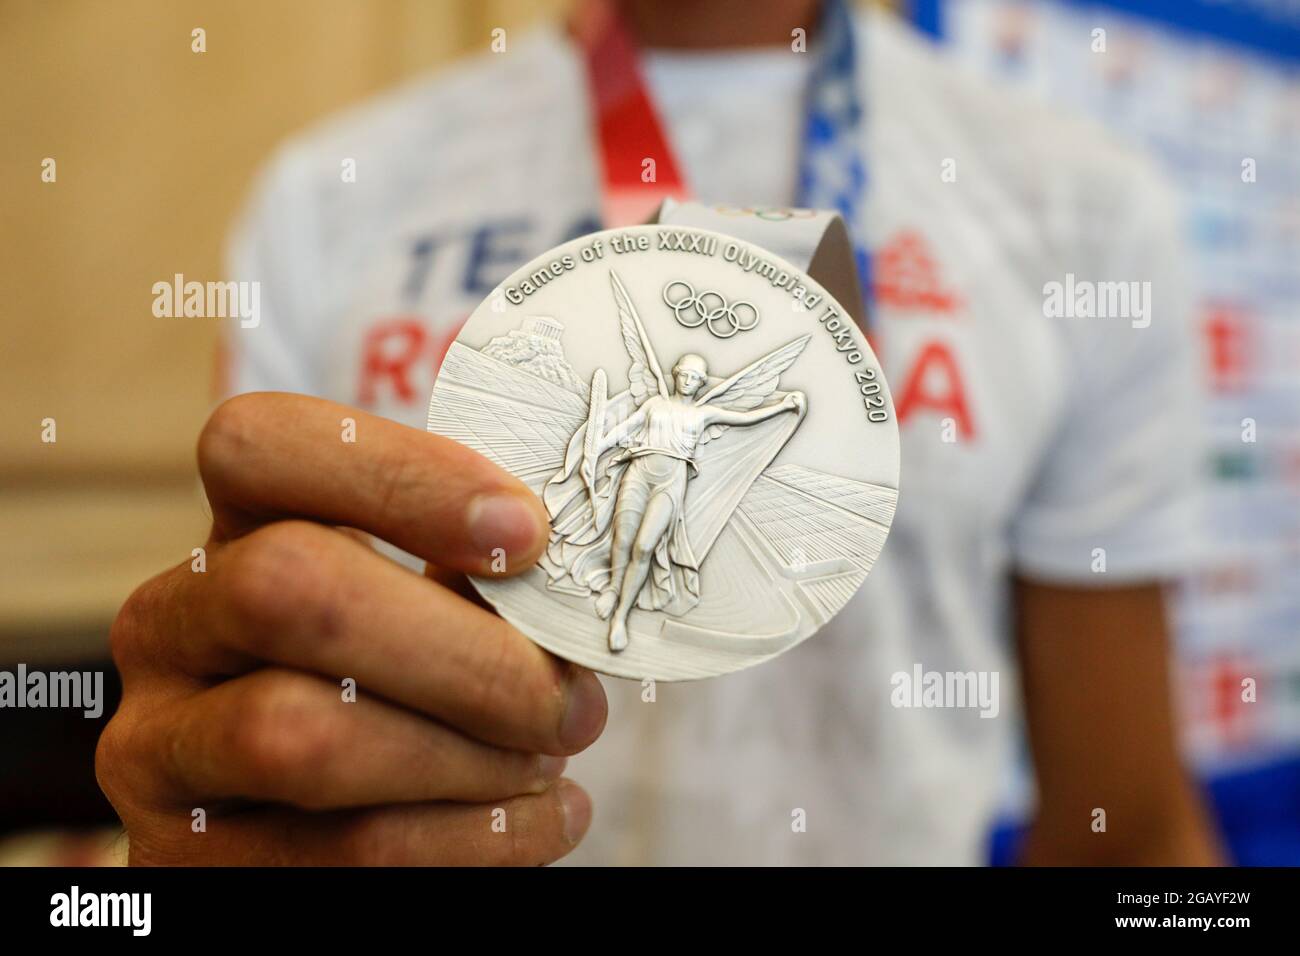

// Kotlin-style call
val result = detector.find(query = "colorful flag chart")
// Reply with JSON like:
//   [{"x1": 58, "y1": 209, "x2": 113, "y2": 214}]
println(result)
[{"x1": 909, "y1": 0, "x2": 1300, "y2": 865}]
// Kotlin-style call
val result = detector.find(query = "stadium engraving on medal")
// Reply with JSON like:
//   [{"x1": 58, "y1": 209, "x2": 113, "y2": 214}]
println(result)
[{"x1": 428, "y1": 224, "x2": 900, "y2": 681}]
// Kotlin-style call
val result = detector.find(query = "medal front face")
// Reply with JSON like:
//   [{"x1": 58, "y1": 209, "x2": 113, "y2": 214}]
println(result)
[{"x1": 428, "y1": 225, "x2": 899, "y2": 681}]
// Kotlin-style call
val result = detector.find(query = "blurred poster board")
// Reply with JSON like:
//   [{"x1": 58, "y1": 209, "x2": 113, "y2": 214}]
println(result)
[{"x1": 906, "y1": 0, "x2": 1300, "y2": 864}]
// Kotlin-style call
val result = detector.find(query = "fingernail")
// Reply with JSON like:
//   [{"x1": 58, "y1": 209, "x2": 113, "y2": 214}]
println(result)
[
  {"x1": 558, "y1": 780, "x2": 593, "y2": 846},
  {"x1": 467, "y1": 493, "x2": 543, "y2": 566},
  {"x1": 559, "y1": 669, "x2": 607, "y2": 751}
]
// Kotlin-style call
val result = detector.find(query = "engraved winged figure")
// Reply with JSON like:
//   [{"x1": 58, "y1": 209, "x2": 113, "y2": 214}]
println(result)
[{"x1": 540, "y1": 271, "x2": 809, "y2": 652}]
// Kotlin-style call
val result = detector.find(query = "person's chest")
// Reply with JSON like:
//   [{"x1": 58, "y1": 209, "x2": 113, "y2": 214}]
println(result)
[{"x1": 867, "y1": 134, "x2": 1068, "y2": 556}]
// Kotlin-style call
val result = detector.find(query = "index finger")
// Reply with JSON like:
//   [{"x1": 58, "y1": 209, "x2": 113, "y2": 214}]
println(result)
[{"x1": 198, "y1": 392, "x2": 548, "y2": 576}]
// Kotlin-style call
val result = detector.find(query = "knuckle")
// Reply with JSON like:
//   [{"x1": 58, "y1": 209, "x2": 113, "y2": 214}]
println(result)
[
  {"x1": 196, "y1": 394, "x2": 260, "y2": 483},
  {"x1": 108, "y1": 573, "x2": 168, "y2": 670},
  {"x1": 107, "y1": 600, "x2": 140, "y2": 672},
  {"x1": 229, "y1": 674, "x2": 331, "y2": 797},
  {"x1": 94, "y1": 709, "x2": 151, "y2": 813},
  {"x1": 223, "y1": 522, "x2": 342, "y2": 641},
  {"x1": 223, "y1": 547, "x2": 289, "y2": 632},
  {"x1": 93, "y1": 718, "x2": 128, "y2": 804}
]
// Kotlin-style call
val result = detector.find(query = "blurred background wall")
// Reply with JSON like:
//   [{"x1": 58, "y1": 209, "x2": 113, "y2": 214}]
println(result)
[{"x1": 0, "y1": 0, "x2": 566, "y2": 660}]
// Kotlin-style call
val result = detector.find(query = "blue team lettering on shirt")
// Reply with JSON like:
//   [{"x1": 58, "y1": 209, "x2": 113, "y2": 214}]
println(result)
[
  {"x1": 400, "y1": 215, "x2": 603, "y2": 307},
  {"x1": 362, "y1": 215, "x2": 605, "y2": 407}
]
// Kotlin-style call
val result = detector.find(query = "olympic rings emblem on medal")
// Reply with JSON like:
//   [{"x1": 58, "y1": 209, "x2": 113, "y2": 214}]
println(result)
[
  {"x1": 711, "y1": 205, "x2": 818, "y2": 222},
  {"x1": 662, "y1": 281, "x2": 759, "y2": 339}
]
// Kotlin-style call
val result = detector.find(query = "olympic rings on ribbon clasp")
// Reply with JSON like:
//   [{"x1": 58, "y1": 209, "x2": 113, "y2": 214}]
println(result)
[
  {"x1": 662, "y1": 281, "x2": 760, "y2": 339},
  {"x1": 709, "y1": 205, "x2": 818, "y2": 222}
]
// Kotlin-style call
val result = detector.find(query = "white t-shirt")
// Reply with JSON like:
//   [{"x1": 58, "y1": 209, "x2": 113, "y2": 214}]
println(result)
[
  {"x1": 640, "y1": 46, "x2": 810, "y2": 204},
  {"x1": 226, "y1": 9, "x2": 1202, "y2": 865}
]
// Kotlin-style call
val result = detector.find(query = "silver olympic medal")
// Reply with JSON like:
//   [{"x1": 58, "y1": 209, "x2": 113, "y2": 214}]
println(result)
[{"x1": 427, "y1": 224, "x2": 899, "y2": 681}]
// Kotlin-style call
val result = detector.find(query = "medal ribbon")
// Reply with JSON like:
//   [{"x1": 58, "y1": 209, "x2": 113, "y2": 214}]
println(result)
[
  {"x1": 795, "y1": 0, "x2": 871, "y2": 298},
  {"x1": 571, "y1": 0, "x2": 872, "y2": 315},
  {"x1": 570, "y1": 0, "x2": 689, "y2": 228}
]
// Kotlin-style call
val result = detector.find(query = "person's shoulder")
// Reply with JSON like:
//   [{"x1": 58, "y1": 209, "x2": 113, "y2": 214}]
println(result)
[
  {"x1": 861, "y1": 9, "x2": 1169, "y2": 210},
  {"x1": 253, "y1": 24, "x2": 577, "y2": 197}
]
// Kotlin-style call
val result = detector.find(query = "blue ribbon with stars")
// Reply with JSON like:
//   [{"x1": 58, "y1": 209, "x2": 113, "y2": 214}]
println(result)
[{"x1": 797, "y1": 0, "x2": 872, "y2": 324}]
